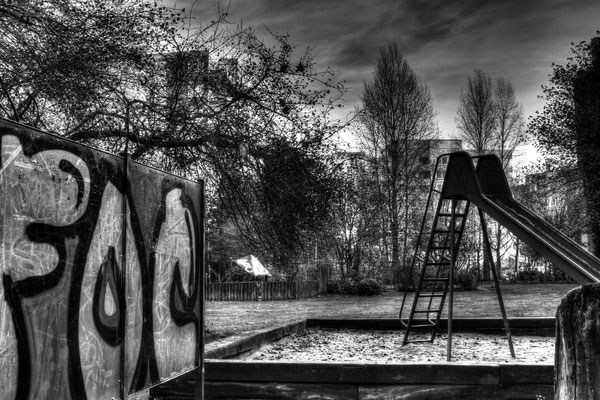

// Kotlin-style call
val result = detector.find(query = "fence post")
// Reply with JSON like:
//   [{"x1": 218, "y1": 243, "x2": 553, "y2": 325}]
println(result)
[{"x1": 555, "y1": 284, "x2": 600, "y2": 399}]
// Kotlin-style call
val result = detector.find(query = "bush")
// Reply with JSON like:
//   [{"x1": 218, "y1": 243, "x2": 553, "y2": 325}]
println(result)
[
  {"x1": 327, "y1": 278, "x2": 382, "y2": 296},
  {"x1": 396, "y1": 271, "x2": 420, "y2": 292},
  {"x1": 340, "y1": 279, "x2": 358, "y2": 295},
  {"x1": 356, "y1": 278, "x2": 383, "y2": 296},
  {"x1": 327, "y1": 279, "x2": 356, "y2": 295},
  {"x1": 456, "y1": 269, "x2": 478, "y2": 291},
  {"x1": 327, "y1": 281, "x2": 341, "y2": 294},
  {"x1": 515, "y1": 269, "x2": 571, "y2": 283},
  {"x1": 516, "y1": 269, "x2": 541, "y2": 283},
  {"x1": 396, "y1": 268, "x2": 478, "y2": 292}
]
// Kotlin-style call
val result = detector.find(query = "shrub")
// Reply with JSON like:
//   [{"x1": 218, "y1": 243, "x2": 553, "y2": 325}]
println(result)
[
  {"x1": 356, "y1": 278, "x2": 382, "y2": 296},
  {"x1": 327, "y1": 279, "x2": 357, "y2": 295},
  {"x1": 396, "y1": 268, "x2": 478, "y2": 292},
  {"x1": 327, "y1": 281, "x2": 341, "y2": 294},
  {"x1": 517, "y1": 270, "x2": 541, "y2": 283},
  {"x1": 327, "y1": 278, "x2": 382, "y2": 296},
  {"x1": 340, "y1": 279, "x2": 358, "y2": 295},
  {"x1": 396, "y1": 271, "x2": 420, "y2": 292},
  {"x1": 456, "y1": 269, "x2": 478, "y2": 291}
]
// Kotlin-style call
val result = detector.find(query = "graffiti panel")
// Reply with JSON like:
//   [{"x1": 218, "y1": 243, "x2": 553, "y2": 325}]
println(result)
[
  {"x1": 126, "y1": 160, "x2": 203, "y2": 393},
  {"x1": 0, "y1": 118, "x2": 204, "y2": 399}
]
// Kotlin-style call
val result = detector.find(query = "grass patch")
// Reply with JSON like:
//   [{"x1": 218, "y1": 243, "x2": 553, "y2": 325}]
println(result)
[{"x1": 206, "y1": 282, "x2": 576, "y2": 337}]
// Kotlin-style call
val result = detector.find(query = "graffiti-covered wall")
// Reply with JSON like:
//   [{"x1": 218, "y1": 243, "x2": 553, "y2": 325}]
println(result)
[{"x1": 0, "y1": 118, "x2": 204, "y2": 400}]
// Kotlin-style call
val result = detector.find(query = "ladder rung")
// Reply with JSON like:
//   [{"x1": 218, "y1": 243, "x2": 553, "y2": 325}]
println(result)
[
  {"x1": 401, "y1": 319, "x2": 436, "y2": 326},
  {"x1": 409, "y1": 323, "x2": 437, "y2": 328},
  {"x1": 423, "y1": 277, "x2": 447, "y2": 282},
  {"x1": 404, "y1": 338, "x2": 435, "y2": 344},
  {"x1": 401, "y1": 319, "x2": 436, "y2": 329},
  {"x1": 412, "y1": 310, "x2": 441, "y2": 314},
  {"x1": 418, "y1": 293, "x2": 444, "y2": 298}
]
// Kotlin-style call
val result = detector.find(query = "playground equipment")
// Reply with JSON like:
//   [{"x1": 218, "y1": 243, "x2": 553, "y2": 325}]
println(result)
[{"x1": 400, "y1": 151, "x2": 600, "y2": 361}]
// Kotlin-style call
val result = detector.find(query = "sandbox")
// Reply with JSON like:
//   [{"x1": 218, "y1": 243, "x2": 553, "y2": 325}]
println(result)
[
  {"x1": 153, "y1": 318, "x2": 555, "y2": 399},
  {"x1": 238, "y1": 327, "x2": 554, "y2": 364}
]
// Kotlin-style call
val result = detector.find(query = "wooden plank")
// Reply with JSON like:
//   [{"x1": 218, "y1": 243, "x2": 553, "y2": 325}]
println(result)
[
  {"x1": 205, "y1": 321, "x2": 306, "y2": 360},
  {"x1": 306, "y1": 319, "x2": 402, "y2": 330},
  {"x1": 359, "y1": 385, "x2": 498, "y2": 400},
  {"x1": 358, "y1": 384, "x2": 552, "y2": 400},
  {"x1": 205, "y1": 382, "x2": 356, "y2": 400},
  {"x1": 205, "y1": 361, "x2": 499, "y2": 385},
  {"x1": 306, "y1": 318, "x2": 555, "y2": 335},
  {"x1": 500, "y1": 384, "x2": 554, "y2": 399},
  {"x1": 499, "y1": 363, "x2": 554, "y2": 385},
  {"x1": 149, "y1": 367, "x2": 202, "y2": 399},
  {"x1": 151, "y1": 381, "x2": 553, "y2": 399}
]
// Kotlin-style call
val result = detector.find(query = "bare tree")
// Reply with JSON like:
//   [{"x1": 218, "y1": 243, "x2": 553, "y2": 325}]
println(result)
[
  {"x1": 456, "y1": 70, "x2": 496, "y2": 154},
  {"x1": 325, "y1": 152, "x2": 384, "y2": 279},
  {"x1": 0, "y1": 1, "x2": 347, "y2": 268},
  {"x1": 456, "y1": 70, "x2": 525, "y2": 280},
  {"x1": 491, "y1": 76, "x2": 525, "y2": 278},
  {"x1": 360, "y1": 42, "x2": 436, "y2": 274},
  {"x1": 495, "y1": 77, "x2": 525, "y2": 168}
]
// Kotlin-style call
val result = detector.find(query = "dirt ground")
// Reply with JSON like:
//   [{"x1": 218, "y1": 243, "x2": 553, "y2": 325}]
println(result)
[{"x1": 206, "y1": 283, "x2": 577, "y2": 337}]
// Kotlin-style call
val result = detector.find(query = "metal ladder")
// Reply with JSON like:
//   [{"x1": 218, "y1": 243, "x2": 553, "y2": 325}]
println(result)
[
  {"x1": 399, "y1": 153, "x2": 515, "y2": 361},
  {"x1": 401, "y1": 195, "x2": 469, "y2": 345}
]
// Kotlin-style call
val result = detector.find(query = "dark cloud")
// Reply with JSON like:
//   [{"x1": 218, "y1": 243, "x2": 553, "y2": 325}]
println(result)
[{"x1": 174, "y1": 0, "x2": 600, "y2": 135}]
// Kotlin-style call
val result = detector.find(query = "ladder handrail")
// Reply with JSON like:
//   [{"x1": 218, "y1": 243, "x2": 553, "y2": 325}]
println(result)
[{"x1": 399, "y1": 153, "x2": 452, "y2": 322}]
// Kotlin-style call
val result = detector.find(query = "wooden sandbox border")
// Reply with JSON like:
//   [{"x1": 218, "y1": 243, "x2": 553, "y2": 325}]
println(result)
[{"x1": 152, "y1": 318, "x2": 556, "y2": 399}]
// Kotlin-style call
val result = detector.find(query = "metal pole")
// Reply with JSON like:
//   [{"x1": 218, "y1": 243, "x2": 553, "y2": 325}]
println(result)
[
  {"x1": 447, "y1": 198, "x2": 456, "y2": 362},
  {"x1": 196, "y1": 180, "x2": 206, "y2": 400},
  {"x1": 478, "y1": 209, "x2": 515, "y2": 358},
  {"x1": 119, "y1": 125, "x2": 130, "y2": 400}
]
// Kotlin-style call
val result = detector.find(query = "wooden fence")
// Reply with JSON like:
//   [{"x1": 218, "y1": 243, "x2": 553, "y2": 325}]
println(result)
[{"x1": 205, "y1": 280, "x2": 323, "y2": 301}]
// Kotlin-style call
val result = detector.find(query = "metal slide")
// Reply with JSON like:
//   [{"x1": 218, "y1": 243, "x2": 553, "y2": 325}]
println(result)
[
  {"x1": 446, "y1": 151, "x2": 600, "y2": 284},
  {"x1": 400, "y1": 152, "x2": 600, "y2": 360}
]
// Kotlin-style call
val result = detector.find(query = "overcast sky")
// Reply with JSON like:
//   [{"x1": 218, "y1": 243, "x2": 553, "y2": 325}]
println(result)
[{"x1": 175, "y1": 0, "x2": 599, "y2": 149}]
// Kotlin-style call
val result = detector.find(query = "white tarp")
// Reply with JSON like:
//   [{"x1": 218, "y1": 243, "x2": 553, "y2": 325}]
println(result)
[{"x1": 234, "y1": 255, "x2": 272, "y2": 277}]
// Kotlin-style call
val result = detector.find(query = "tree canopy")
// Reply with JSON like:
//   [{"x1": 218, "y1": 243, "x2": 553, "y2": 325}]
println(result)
[
  {"x1": 456, "y1": 70, "x2": 497, "y2": 154},
  {"x1": 0, "y1": 0, "x2": 347, "y2": 266},
  {"x1": 456, "y1": 70, "x2": 524, "y2": 162},
  {"x1": 529, "y1": 32, "x2": 600, "y2": 255}
]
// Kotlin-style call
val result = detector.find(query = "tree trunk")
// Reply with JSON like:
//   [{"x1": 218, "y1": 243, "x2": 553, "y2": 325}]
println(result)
[
  {"x1": 482, "y1": 250, "x2": 491, "y2": 281},
  {"x1": 390, "y1": 191, "x2": 400, "y2": 275},
  {"x1": 476, "y1": 231, "x2": 482, "y2": 280},
  {"x1": 555, "y1": 284, "x2": 600, "y2": 399},
  {"x1": 514, "y1": 238, "x2": 520, "y2": 278}
]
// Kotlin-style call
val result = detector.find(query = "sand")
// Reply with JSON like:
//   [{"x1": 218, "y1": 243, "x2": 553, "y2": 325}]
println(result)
[{"x1": 238, "y1": 328, "x2": 555, "y2": 363}]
